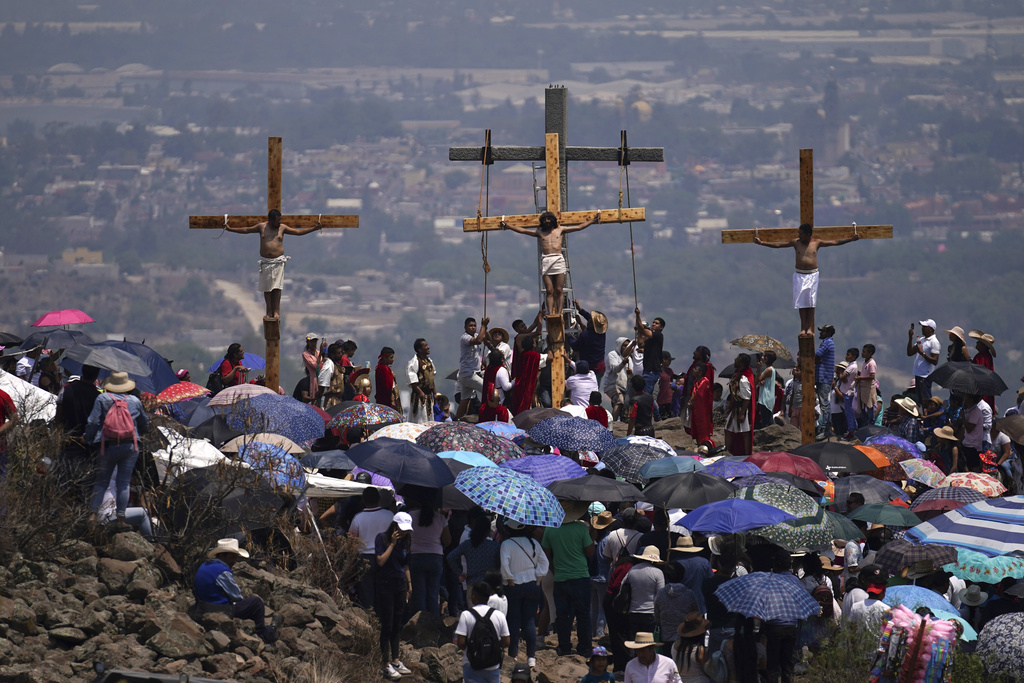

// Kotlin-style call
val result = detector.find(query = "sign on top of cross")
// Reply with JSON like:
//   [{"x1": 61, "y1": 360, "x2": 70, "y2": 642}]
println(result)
[
  {"x1": 721, "y1": 148, "x2": 893, "y2": 445},
  {"x1": 188, "y1": 136, "x2": 360, "y2": 394}
]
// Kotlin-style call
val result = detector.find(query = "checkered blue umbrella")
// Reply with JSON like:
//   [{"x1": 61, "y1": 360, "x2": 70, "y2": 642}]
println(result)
[
  {"x1": 714, "y1": 572, "x2": 821, "y2": 621},
  {"x1": 703, "y1": 460, "x2": 764, "y2": 479},
  {"x1": 638, "y1": 456, "x2": 706, "y2": 481},
  {"x1": 601, "y1": 442, "x2": 671, "y2": 484},
  {"x1": 455, "y1": 467, "x2": 565, "y2": 527},
  {"x1": 499, "y1": 455, "x2": 587, "y2": 486},
  {"x1": 477, "y1": 421, "x2": 527, "y2": 441},
  {"x1": 527, "y1": 416, "x2": 617, "y2": 452},
  {"x1": 910, "y1": 486, "x2": 986, "y2": 509},
  {"x1": 225, "y1": 394, "x2": 326, "y2": 446}
]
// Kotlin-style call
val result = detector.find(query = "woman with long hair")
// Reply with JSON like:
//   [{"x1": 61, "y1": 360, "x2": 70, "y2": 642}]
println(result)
[
  {"x1": 408, "y1": 503, "x2": 451, "y2": 617},
  {"x1": 725, "y1": 354, "x2": 755, "y2": 455},
  {"x1": 447, "y1": 514, "x2": 501, "y2": 589},
  {"x1": 375, "y1": 512, "x2": 414, "y2": 681},
  {"x1": 218, "y1": 343, "x2": 248, "y2": 387},
  {"x1": 672, "y1": 611, "x2": 712, "y2": 682},
  {"x1": 500, "y1": 519, "x2": 549, "y2": 669}
]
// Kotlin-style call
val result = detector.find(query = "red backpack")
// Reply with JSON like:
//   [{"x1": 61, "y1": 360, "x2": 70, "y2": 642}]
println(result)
[{"x1": 101, "y1": 396, "x2": 137, "y2": 454}]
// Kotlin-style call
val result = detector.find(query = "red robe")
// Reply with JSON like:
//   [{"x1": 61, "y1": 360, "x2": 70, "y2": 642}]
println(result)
[
  {"x1": 689, "y1": 373, "x2": 714, "y2": 446},
  {"x1": 511, "y1": 350, "x2": 540, "y2": 415},
  {"x1": 683, "y1": 361, "x2": 716, "y2": 438},
  {"x1": 479, "y1": 403, "x2": 510, "y2": 423},
  {"x1": 585, "y1": 405, "x2": 609, "y2": 427},
  {"x1": 374, "y1": 363, "x2": 396, "y2": 407},
  {"x1": 972, "y1": 349, "x2": 994, "y2": 411}
]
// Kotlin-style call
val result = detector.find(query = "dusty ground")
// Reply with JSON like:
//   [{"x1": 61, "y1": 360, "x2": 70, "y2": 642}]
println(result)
[{"x1": 609, "y1": 415, "x2": 803, "y2": 454}]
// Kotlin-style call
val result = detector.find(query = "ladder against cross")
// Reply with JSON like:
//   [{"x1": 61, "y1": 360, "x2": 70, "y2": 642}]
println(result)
[
  {"x1": 720, "y1": 148, "x2": 893, "y2": 445},
  {"x1": 188, "y1": 136, "x2": 359, "y2": 392}
]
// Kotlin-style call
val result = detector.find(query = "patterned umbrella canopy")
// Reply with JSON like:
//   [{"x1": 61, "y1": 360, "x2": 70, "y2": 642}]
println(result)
[
  {"x1": 439, "y1": 450, "x2": 498, "y2": 469},
  {"x1": 864, "y1": 443, "x2": 919, "y2": 482},
  {"x1": 976, "y1": 613, "x2": 1024, "y2": 677},
  {"x1": 527, "y1": 416, "x2": 617, "y2": 452},
  {"x1": 455, "y1": 467, "x2": 565, "y2": 527},
  {"x1": 208, "y1": 383, "x2": 277, "y2": 407},
  {"x1": 601, "y1": 442, "x2": 673, "y2": 484},
  {"x1": 348, "y1": 437, "x2": 455, "y2": 487},
  {"x1": 221, "y1": 433, "x2": 306, "y2": 455},
  {"x1": 899, "y1": 459, "x2": 946, "y2": 488},
  {"x1": 225, "y1": 394, "x2": 326, "y2": 446},
  {"x1": 910, "y1": 486, "x2": 986, "y2": 509},
  {"x1": 853, "y1": 445, "x2": 893, "y2": 469},
  {"x1": 832, "y1": 475, "x2": 910, "y2": 512},
  {"x1": 477, "y1": 421, "x2": 527, "y2": 441},
  {"x1": 824, "y1": 511, "x2": 865, "y2": 541},
  {"x1": 500, "y1": 454, "x2": 587, "y2": 486},
  {"x1": 367, "y1": 422, "x2": 431, "y2": 442},
  {"x1": 943, "y1": 548, "x2": 1024, "y2": 583},
  {"x1": 638, "y1": 456, "x2": 707, "y2": 481},
  {"x1": 865, "y1": 433, "x2": 920, "y2": 456},
  {"x1": 642, "y1": 472, "x2": 738, "y2": 510},
  {"x1": 236, "y1": 442, "x2": 307, "y2": 490},
  {"x1": 512, "y1": 407, "x2": 569, "y2": 430},
  {"x1": 416, "y1": 422, "x2": 522, "y2": 464},
  {"x1": 731, "y1": 483, "x2": 833, "y2": 550},
  {"x1": 680, "y1": 499, "x2": 796, "y2": 534},
  {"x1": 715, "y1": 572, "x2": 820, "y2": 621},
  {"x1": 732, "y1": 474, "x2": 799, "y2": 490},
  {"x1": 614, "y1": 435, "x2": 678, "y2": 457},
  {"x1": 157, "y1": 381, "x2": 210, "y2": 405},
  {"x1": 746, "y1": 452, "x2": 828, "y2": 481},
  {"x1": 847, "y1": 503, "x2": 922, "y2": 527},
  {"x1": 703, "y1": 460, "x2": 764, "y2": 479},
  {"x1": 730, "y1": 334, "x2": 793, "y2": 361},
  {"x1": 326, "y1": 403, "x2": 403, "y2": 430},
  {"x1": 873, "y1": 539, "x2": 959, "y2": 574},
  {"x1": 905, "y1": 496, "x2": 1024, "y2": 556},
  {"x1": 937, "y1": 472, "x2": 1007, "y2": 497},
  {"x1": 882, "y1": 585, "x2": 956, "y2": 614}
]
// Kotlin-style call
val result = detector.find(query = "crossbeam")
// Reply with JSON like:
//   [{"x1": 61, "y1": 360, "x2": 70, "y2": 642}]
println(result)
[
  {"x1": 721, "y1": 225, "x2": 891, "y2": 244},
  {"x1": 463, "y1": 208, "x2": 646, "y2": 233},
  {"x1": 190, "y1": 215, "x2": 359, "y2": 230},
  {"x1": 448, "y1": 146, "x2": 665, "y2": 163}
]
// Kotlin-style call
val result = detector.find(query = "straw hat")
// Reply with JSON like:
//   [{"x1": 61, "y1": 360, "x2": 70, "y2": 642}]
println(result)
[
  {"x1": 831, "y1": 539, "x2": 847, "y2": 558},
  {"x1": 670, "y1": 536, "x2": 703, "y2": 553},
  {"x1": 895, "y1": 396, "x2": 919, "y2": 417},
  {"x1": 623, "y1": 632, "x2": 658, "y2": 649},
  {"x1": 632, "y1": 545, "x2": 664, "y2": 564},
  {"x1": 958, "y1": 584, "x2": 989, "y2": 607},
  {"x1": 591, "y1": 510, "x2": 615, "y2": 530},
  {"x1": 490, "y1": 327, "x2": 509, "y2": 343},
  {"x1": 103, "y1": 371, "x2": 136, "y2": 394},
  {"x1": 944, "y1": 326, "x2": 967, "y2": 345},
  {"x1": 970, "y1": 331, "x2": 997, "y2": 357},
  {"x1": 902, "y1": 560, "x2": 937, "y2": 580},
  {"x1": 208, "y1": 538, "x2": 250, "y2": 559},
  {"x1": 677, "y1": 611, "x2": 711, "y2": 639},
  {"x1": 590, "y1": 311, "x2": 609, "y2": 334},
  {"x1": 933, "y1": 425, "x2": 958, "y2": 442},
  {"x1": 819, "y1": 555, "x2": 843, "y2": 572}
]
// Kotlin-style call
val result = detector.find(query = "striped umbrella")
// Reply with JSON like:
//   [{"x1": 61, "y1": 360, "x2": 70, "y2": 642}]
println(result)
[
  {"x1": 910, "y1": 486, "x2": 986, "y2": 509},
  {"x1": 455, "y1": 467, "x2": 564, "y2": 527},
  {"x1": 938, "y1": 472, "x2": 1006, "y2": 497},
  {"x1": 905, "y1": 496, "x2": 1024, "y2": 556}
]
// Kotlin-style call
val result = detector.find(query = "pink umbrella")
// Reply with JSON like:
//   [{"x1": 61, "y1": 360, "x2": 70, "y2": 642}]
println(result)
[
  {"x1": 207, "y1": 383, "x2": 277, "y2": 406},
  {"x1": 32, "y1": 309, "x2": 94, "y2": 327}
]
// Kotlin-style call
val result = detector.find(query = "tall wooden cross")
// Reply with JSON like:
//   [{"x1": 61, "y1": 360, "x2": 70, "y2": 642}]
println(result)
[
  {"x1": 188, "y1": 136, "x2": 359, "y2": 393},
  {"x1": 721, "y1": 148, "x2": 893, "y2": 445}
]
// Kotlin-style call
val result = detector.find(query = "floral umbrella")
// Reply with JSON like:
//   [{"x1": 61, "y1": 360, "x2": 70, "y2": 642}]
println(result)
[
  {"x1": 976, "y1": 613, "x2": 1024, "y2": 677},
  {"x1": 865, "y1": 433, "x2": 920, "y2": 456},
  {"x1": 614, "y1": 435, "x2": 677, "y2": 457},
  {"x1": 416, "y1": 422, "x2": 522, "y2": 464},
  {"x1": 729, "y1": 334, "x2": 793, "y2": 361},
  {"x1": 225, "y1": 394, "x2": 326, "y2": 446},
  {"x1": 326, "y1": 403, "x2": 403, "y2": 431},
  {"x1": 367, "y1": 422, "x2": 431, "y2": 442},
  {"x1": 477, "y1": 421, "x2": 527, "y2": 441},
  {"x1": 899, "y1": 459, "x2": 946, "y2": 488},
  {"x1": 937, "y1": 472, "x2": 1006, "y2": 497},
  {"x1": 156, "y1": 381, "x2": 210, "y2": 405},
  {"x1": 731, "y1": 483, "x2": 834, "y2": 550},
  {"x1": 208, "y1": 383, "x2": 277, "y2": 407},
  {"x1": 864, "y1": 443, "x2": 918, "y2": 482},
  {"x1": 943, "y1": 548, "x2": 1024, "y2": 583}
]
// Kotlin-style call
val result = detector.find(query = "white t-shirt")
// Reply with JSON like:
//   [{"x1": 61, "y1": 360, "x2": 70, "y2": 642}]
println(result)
[
  {"x1": 964, "y1": 400, "x2": 992, "y2": 449},
  {"x1": 565, "y1": 370, "x2": 599, "y2": 407},
  {"x1": 348, "y1": 507, "x2": 395, "y2": 555},
  {"x1": 459, "y1": 333, "x2": 480, "y2": 376},
  {"x1": 15, "y1": 357, "x2": 34, "y2": 381},
  {"x1": 912, "y1": 334, "x2": 940, "y2": 378},
  {"x1": 839, "y1": 361, "x2": 858, "y2": 397},
  {"x1": 629, "y1": 348, "x2": 644, "y2": 375},
  {"x1": 455, "y1": 605, "x2": 510, "y2": 670},
  {"x1": 317, "y1": 358, "x2": 334, "y2": 389},
  {"x1": 850, "y1": 598, "x2": 889, "y2": 629}
]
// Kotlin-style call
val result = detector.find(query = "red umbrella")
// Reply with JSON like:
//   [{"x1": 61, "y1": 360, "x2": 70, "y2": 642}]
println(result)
[
  {"x1": 913, "y1": 498, "x2": 970, "y2": 522},
  {"x1": 745, "y1": 451, "x2": 828, "y2": 482},
  {"x1": 310, "y1": 404, "x2": 340, "y2": 438},
  {"x1": 31, "y1": 309, "x2": 94, "y2": 327},
  {"x1": 156, "y1": 381, "x2": 210, "y2": 404}
]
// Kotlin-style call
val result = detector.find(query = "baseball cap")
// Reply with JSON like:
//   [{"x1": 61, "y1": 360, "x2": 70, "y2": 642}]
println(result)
[
  {"x1": 505, "y1": 518, "x2": 526, "y2": 530},
  {"x1": 393, "y1": 511, "x2": 413, "y2": 531},
  {"x1": 919, "y1": 319, "x2": 936, "y2": 329},
  {"x1": 590, "y1": 646, "x2": 609, "y2": 658},
  {"x1": 306, "y1": 332, "x2": 319, "y2": 340},
  {"x1": 860, "y1": 564, "x2": 889, "y2": 594},
  {"x1": 588, "y1": 502, "x2": 607, "y2": 517}
]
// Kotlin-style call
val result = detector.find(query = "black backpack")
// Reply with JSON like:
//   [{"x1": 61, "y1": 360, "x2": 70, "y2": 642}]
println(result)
[
  {"x1": 206, "y1": 370, "x2": 225, "y2": 396},
  {"x1": 466, "y1": 607, "x2": 503, "y2": 670}
]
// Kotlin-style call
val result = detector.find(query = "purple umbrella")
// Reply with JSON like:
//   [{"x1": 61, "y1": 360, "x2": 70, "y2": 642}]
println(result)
[
  {"x1": 703, "y1": 460, "x2": 764, "y2": 479},
  {"x1": 499, "y1": 455, "x2": 587, "y2": 487}
]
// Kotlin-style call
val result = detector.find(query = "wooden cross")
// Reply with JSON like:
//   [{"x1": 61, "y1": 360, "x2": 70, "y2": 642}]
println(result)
[
  {"x1": 721, "y1": 148, "x2": 893, "y2": 445},
  {"x1": 188, "y1": 136, "x2": 359, "y2": 393}
]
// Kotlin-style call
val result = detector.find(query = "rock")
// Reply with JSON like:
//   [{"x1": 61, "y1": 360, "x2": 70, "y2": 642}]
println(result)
[
  {"x1": 419, "y1": 645, "x2": 463, "y2": 683},
  {"x1": 70, "y1": 576, "x2": 107, "y2": 603},
  {"x1": 97, "y1": 558, "x2": 137, "y2": 593},
  {"x1": 276, "y1": 602, "x2": 314, "y2": 628},
  {"x1": 146, "y1": 614, "x2": 212, "y2": 659},
  {"x1": 197, "y1": 610, "x2": 235, "y2": 634},
  {"x1": 202, "y1": 652, "x2": 241, "y2": 677},
  {"x1": 206, "y1": 629, "x2": 231, "y2": 652},
  {"x1": 401, "y1": 610, "x2": 457, "y2": 649},
  {"x1": 0, "y1": 597, "x2": 38, "y2": 635},
  {"x1": 47, "y1": 627, "x2": 88, "y2": 644},
  {"x1": 69, "y1": 555, "x2": 98, "y2": 577},
  {"x1": 58, "y1": 541, "x2": 98, "y2": 563},
  {"x1": 107, "y1": 532, "x2": 155, "y2": 562},
  {"x1": 152, "y1": 544, "x2": 181, "y2": 580},
  {"x1": 533, "y1": 650, "x2": 589, "y2": 683},
  {"x1": 126, "y1": 579, "x2": 155, "y2": 602}
]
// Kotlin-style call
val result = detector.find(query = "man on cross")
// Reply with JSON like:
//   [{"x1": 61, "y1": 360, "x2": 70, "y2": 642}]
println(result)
[
  {"x1": 499, "y1": 211, "x2": 597, "y2": 314},
  {"x1": 754, "y1": 223, "x2": 860, "y2": 336},
  {"x1": 227, "y1": 209, "x2": 322, "y2": 318}
]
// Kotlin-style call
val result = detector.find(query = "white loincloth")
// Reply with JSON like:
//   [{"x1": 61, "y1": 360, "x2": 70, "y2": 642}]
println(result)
[
  {"x1": 792, "y1": 268, "x2": 818, "y2": 309},
  {"x1": 259, "y1": 255, "x2": 290, "y2": 292},
  {"x1": 541, "y1": 253, "x2": 567, "y2": 276}
]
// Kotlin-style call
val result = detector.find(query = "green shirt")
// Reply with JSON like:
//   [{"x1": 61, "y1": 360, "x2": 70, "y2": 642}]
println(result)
[{"x1": 542, "y1": 521, "x2": 593, "y2": 582}]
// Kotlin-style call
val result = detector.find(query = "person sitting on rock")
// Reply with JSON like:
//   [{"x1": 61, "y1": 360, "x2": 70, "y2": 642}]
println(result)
[{"x1": 193, "y1": 538, "x2": 280, "y2": 643}]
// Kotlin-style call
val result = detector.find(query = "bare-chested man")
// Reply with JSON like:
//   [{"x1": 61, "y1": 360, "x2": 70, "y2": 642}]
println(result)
[
  {"x1": 754, "y1": 223, "x2": 860, "y2": 336},
  {"x1": 499, "y1": 210, "x2": 598, "y2": 314},
  {"x1": 227, "y1": 209, "x2": 322, "y2": 318}
]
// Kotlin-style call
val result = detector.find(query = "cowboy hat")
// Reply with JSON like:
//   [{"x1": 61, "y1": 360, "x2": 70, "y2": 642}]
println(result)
[
  {"x1": 831, "y1": 539, "x2": 847, "y2": 558},
  {"x1": 902, "y1": 560, "x2": 937, "y2": 581},
  {"x1": 895, "y1": 396, "x2": 919, "y2": 417},
  {"x1": 489, "y1": 327, "x2": 509, "y2": 343},
  {"x1": 958, "y1": 584, "x2": 989, "y2": 607},
  {"x1": 670, "y1": 536, "x2": 703, "y2": 553},
  {"x1": 933, "y1": 425, "x2": 958, "y2": 442},
  {"x1": 208, "y1": 538, "x2": 250, "y2": 559},
  {"x1": 677, "y1": 611, "x2": 711, "y2": 639},
  {"x1": 591, "y1": 510, "x2": 615, "y2": 530},
  {"x1": 623, "y1": 632, "x2": 658, "y2": 649},
  {"x1": 819, "y1": 555, "x2": 843, "y2": 572},
  {"x1": 590, "y1": 311, "x2": 609, "y2": 334},
  {"x1": 632, "y1": 545, "x2": 664, "y2": 564},
  {"x1": 971, "y1": 332, "x2": 997, "y2": 357},
  {"x1": 944, "y1": 326, "x2": 967, "y2": 345},
  {"x1": 103, "y1": 371, "x2": 136, "y2": 394}
]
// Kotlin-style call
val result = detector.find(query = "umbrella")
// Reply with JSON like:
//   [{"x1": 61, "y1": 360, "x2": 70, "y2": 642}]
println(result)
[
  {"x1": 500, "y1": 454, "x2": 587, "y2": 486},
  {"x1": 729, "y1": 334, "x2": 793, "y2": 361},
  {"x1": 847, "y1": 503, "x2": 922, "y2": 527},
  {"x1": 440, "y1": 450, "x2": 498, "y2": 469},
  {"x1": 719, "y1": 357, "x2": 795, "y2": 377},
  {"x1": 546, "y1": 474, "x2": 646, "y2": 503},
  {"x1": 189, "y1": 415, "x2": 243, "y2": 447},
  {"x1": 854, "y1": 424, "x2": 891, "y2": 441},
  {"x1": 639, "y1": 456, "x2": 706, "y2": 481},
  {"x1": 327, "y1": 403, "x2": 403, "y2": 431},
  {"x1": 208, "y1": 352, "x2": 265, "y2": 373},
  {"x1": 910, "y1": 486, "x2": 986, "y2": 509},
  {"x1": 898, "y1": 459, "x2": 945, "y2": 488},
  {"x1": 157, "y1": 381, "x2": 210, "y2": 405},
  {"x1": 854, "y1": 445, "x2": 896, "y2": 469},
  {"x1": 512, "y1": 407, "x2": 568, "y2": 430},
  {"x1": 912, "y1": 499, "x2": 969, "y2": 516},
  {"x1": 881, "y1": 585, "x2": 956, "y2": 615},
  {"x1": 642, "y1": 472, "x2": 739, "y2": 510},
  {"x1": 207, "y1": 383, "x2": 277, "y2": 406},
  {"x1": 929, "y1": 362, "x2": 1008, "y2": 396},
  {"x1": 873, "y1": 539, "x2": 959, "y2": 574},
  {"x1": 0, "y1": 332, "x2": 22, "y2": 346},
  {"x1": 601, "y1": 442, "x2": 673, "y2": 484},
  {"x1": 61, "y1": 343, "x2": 152, "y2": 376},
  {"x1": 996, "y1": 415, "x2": 1024, "y2": 445},
  {"x1": 64, "y1": 340, "x2": 179, "y2": 394},
  {"x1": 832, "y1": 475, "x2": 910, "y2": 512},
  {"x1": 732, "y1": 474, "x2": 800, "y2": 490},
  {"x1": 184, "y1": 397, "x2": 216, "y2": 428},
  {"x1": 977, "y1": 613, "x2": 1024, "y2": 678},
  {"x1": 614, "y1": 435, "x2": 678, "y2": 457},
  {"x1": 943, "y1": 548, "x2": 1024, "y2": 583},
  {"x1": 422, "y1": 459, "x2": 479, "y2": 511},
  {"x1": 325, "y1": 400, "x2": 363, "y2": 416},
  {"x1": 931, "y1": 611, "x2": 977, "y2": 641},
  {"x1": 168, "y1": 465, "x2": 285, "y2": 533},
  {"x1": 236, "y1": 442, "x2": 307, "y2": 490},
  {"x1": 680, "y1": 499, "x2": 796, "y2": 534},
  {"x1": 714, "y1": 572, "x2": 820, "y2": 621},
  {"x1": 477, "y1": 421, "x2": 527, "y2": 441},
  {"x1": 221, "y1": 433, "x2": 306, "y2": 455},
  {"x1": 864, "y1": 444, "x2": 918, "y2": 482},
  {"x1": 351, "y1": 466, "x2": 396, "y2": 491},
  {"x1": 416, "y1": 422, "x2": 522, "y2": 464},
  {"x1": 300, "y1": 449, "x2": 356, "y2": 471},
  {"x1": 864, "y1": 433, "x2": 920, "y2": 456},
  {"x1": 904, "y1": 496, "x2": 1024, "y2": 556},
  {"x1": 745, "y1": 452, "x2": 828, "y2": 481},
  {"x1": 703, "y1": 460, "x2": 763, "y2": 479},
  {"x1": 938, "y1": 472, "x2": 1006, "y2": 497},
  {"x1": 731, "y1": 483, "x2": 833, "y2": 550},
  {"x1": 225, "y1": 394, "x2": 326, "y2": 445},
  {"x1": 527, "y1": 416, "x2": 617, "y2": 453},
  {"x1": 347, "y1": 437, "x2": 454, "y2": 487},
  {"x1": 32, "y1": 308, "x2": 94, "y2": 327},
  {"x1": 18, "y1": 329, "x2": 94, "y2": 351},
  {"x1": 791, "y1": 442, "x2": 881, "y2": 474},
  {"x1": 367, "y1": 422, "x2": 431, "y2": 442},
  {"x1": 824, "y1": 511, "x2": 865, "y2": 541},
  {"x1": 455, "y1": 467, "x2": 565, "y2": 527}
]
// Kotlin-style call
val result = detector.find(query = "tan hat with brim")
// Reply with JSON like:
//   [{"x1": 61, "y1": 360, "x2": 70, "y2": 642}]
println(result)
[
  {"x1": 670, "y1": 536, "x2": 703, "y2": 553},
  {"x1": 208, "y1": 538, "x2": 250, "y2": 559},
  {"x1": 490, "y1": 327, "x2": 509, "y2": 343},
  {"x1": 971, "y1": 331, "x2": 997, "y2": 357},
  {"x1": 632, "y1": 545, "x2": 664, "y2": 564},
  {"x1": 103, "y1": 371, "x2": 136, "y2": 394},
  {"x1": 819, "y1": 555, "x2": 843, "y2": 572},
  {"x1": 590, "y1": 311, "x2": 609, "y2": 334},
  {"x1": 944, "y1": 326, "x2": 967, "y2": 345},
  {"x1": 902, "y1": 560, "x2": 937, "y2": 580},
  {"x1": 933, "y1": 425, "x2": 958, "y2": 442},
  {"x1": 895, "y1": 396, "x2": 919, "y2": 417},
  {"x1": 591, "y1": 510, "x2": 615, "y2": 530},
  {"x1": 624, "y1": 632, "x2": 658, "y2": 649},
  {"x1": 677, "y1": 612, "x2": 711, "y2": 639}
]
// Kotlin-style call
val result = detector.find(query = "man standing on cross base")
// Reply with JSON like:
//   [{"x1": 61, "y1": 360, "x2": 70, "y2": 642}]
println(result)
[
  {"x1": 754, "y1": 223, "x2": 860, "y2": 336},
  {"x1": 227, "y1": 209, "x2": 322, "y2": 318}
]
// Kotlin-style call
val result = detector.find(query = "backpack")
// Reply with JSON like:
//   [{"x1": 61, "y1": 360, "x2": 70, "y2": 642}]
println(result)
[
  {"x1": 206, "y1": 370, "x2": 225, "y2": 396},
  {"x1": 101, "y1": 395, "x2": 137, "y2": 454},
  {"x1": 465, "y1": 607, "x2": 503, "y2": 670},
  {"x1": 703, "y1": 638, "x2": 730, "y2": 683},
  {"x1": 812, "y1": 583, "x2": 835, "y2": 618}
]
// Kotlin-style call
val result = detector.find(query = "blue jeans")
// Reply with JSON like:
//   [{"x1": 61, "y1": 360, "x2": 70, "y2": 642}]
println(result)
[
  {"x1": 554, "y1": 577, "x2": 592, "y2": 656},
  {"x1": 409, "y1": 553, "x2": 443, "y2": 617},
  {"x1": 462, "y1": 664, "x2": 500, "y2": 683},
  {"x1": 915, "y1": 376, "x2": 933, "y2": 405},
  {"x1": 89, "y1": 444, "x2": 139, "y2": 515},
  {"x1": 506, "y1": 582, "x2": 541, "y2": 657},
  {"x1": 643, "y1": 371, "x2": 661, "y2": 421},
  {"x1": 591, "y1": 579, "x2": 607, "y2": 638},
  {"x1": 843, "y1": 396, "x2": 858, "y2": 436},
  {"x1": 816, "y1": 383, "x2": 832, "y2": 433}
]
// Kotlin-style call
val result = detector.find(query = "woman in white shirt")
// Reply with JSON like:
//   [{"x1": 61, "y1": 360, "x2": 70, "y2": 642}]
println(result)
[{"x1": 500, "y1": 520, "x2": 549, "y2": 668}]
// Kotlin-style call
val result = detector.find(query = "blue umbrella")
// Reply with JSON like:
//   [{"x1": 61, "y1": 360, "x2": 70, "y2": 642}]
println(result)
[
  {"x1": 224, "y1": 394, "x2": 326, "y2": 446},
  {"x1": 439, "y1": 450, "x2": 498, "y2": 469},
  {"x1": 301, "y1": 449, "x2": 355, "y2": 471},
  {"x1": 882, "y1": 585, "x2": 957, "y2": 615},
  {"x1": 638, "y1": 456, "x2": 706, "y2": 481},
  {"x1": 500, "y1": 454, "x2": 587, "y2": 487},
  {"x1": 681, "y1": 499, "x2": 796, "y2": 534},
  {"x1": 601, "y1": 442, "x2": 673, "y2": 484},
  {"x1": 732, "y1": 474, "x2": 796, "y2": 489},
  {"x1": 237, "y1": 442, "x2": 307, "y2": 490},
  {"x1": 477, "y1": 421, "x2": 527, "y2": 441},
  {"x1": 528, "y1": 416, "x2": 617, "y2": 452},
  {"x1": 209, "y1": 352, "x2": 266, "y2": 372},
  {"x1": 61, "y1": 339, "x2": 178, "y2": 394},
  {"x1": 348, "y1": 437, "x2": 455, "y2": 487},
  {"x1": 931, "y1": 611, "x2": 977, "y2": 641},
  {"x1": 703, "y1": 459, "x2": 764, "y2": 479},
  {"x1": 715, "y1": 572, "x2": 821, "y2": 621},
  {"x1": 905, "y1": 495, "x2": 1024, "y2": 557},
  {"x1": 455, "y1": 467, "x2": 564, "y2": 527}
]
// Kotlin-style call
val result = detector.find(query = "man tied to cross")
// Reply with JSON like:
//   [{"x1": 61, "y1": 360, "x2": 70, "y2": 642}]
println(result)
[
  {"x1": 499, "y1": 211, "x2": 598, "y2": 315},
  {"x1": 753, "y1": 223, "x2": 860, "y2": 336},
  {"x1": 226, "y1": 209, "x2": 323, "y2": 318}
]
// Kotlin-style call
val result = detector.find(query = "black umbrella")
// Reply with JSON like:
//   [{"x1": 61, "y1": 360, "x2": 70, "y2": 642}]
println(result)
[
  {"x1": 301, "y1": 449, "x2": 356, "y2": 471},
  {"x1": 641, "y1": 472, "x2": 738, "y2": 510},
  {"x1": 832, "y1": 475, "x2": 909, "y2": 512},
  {"x1": 762, "y1": 471, "x2": 825, "y2": 495},
  {"x1": 853, "y1": 424, "x2": 891, "y2": 442},
  {"x1": 168, "y1": 466, "x2": 286, "y2": 534},
  {"x1": 790, "y1": 442, "x2": 879, "y2": 475},
  {"x1": 61, "y1": 343, "x2": 152, "y2": 376},
  {"x1": 547, "y1": 474, "x2": 646, "y2": 503},
  {"x1": 347, "y1": 437, "x2": 455, "y2": 487},
  {"x1": 326, "y1": 400, "x2": 364, "y2": 417},
  {"x1": 513, "y1": 407, "x2": 567, "y2": 430},
  {"x1": 0, "y1": 332, "x2": 22, "y2": 346},
  {"x1": 189, "y1": 414, "x2": 243, "y2": 447},
  {"x1": 399, "y1": 460, "x2": 477, "y2": 510},
  {"x1": 19, "y1": 329, "x2": 94, "y2": 350},
  {"x1": 929, "y1": 362, "x2": 1008, "y2": 396}
]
